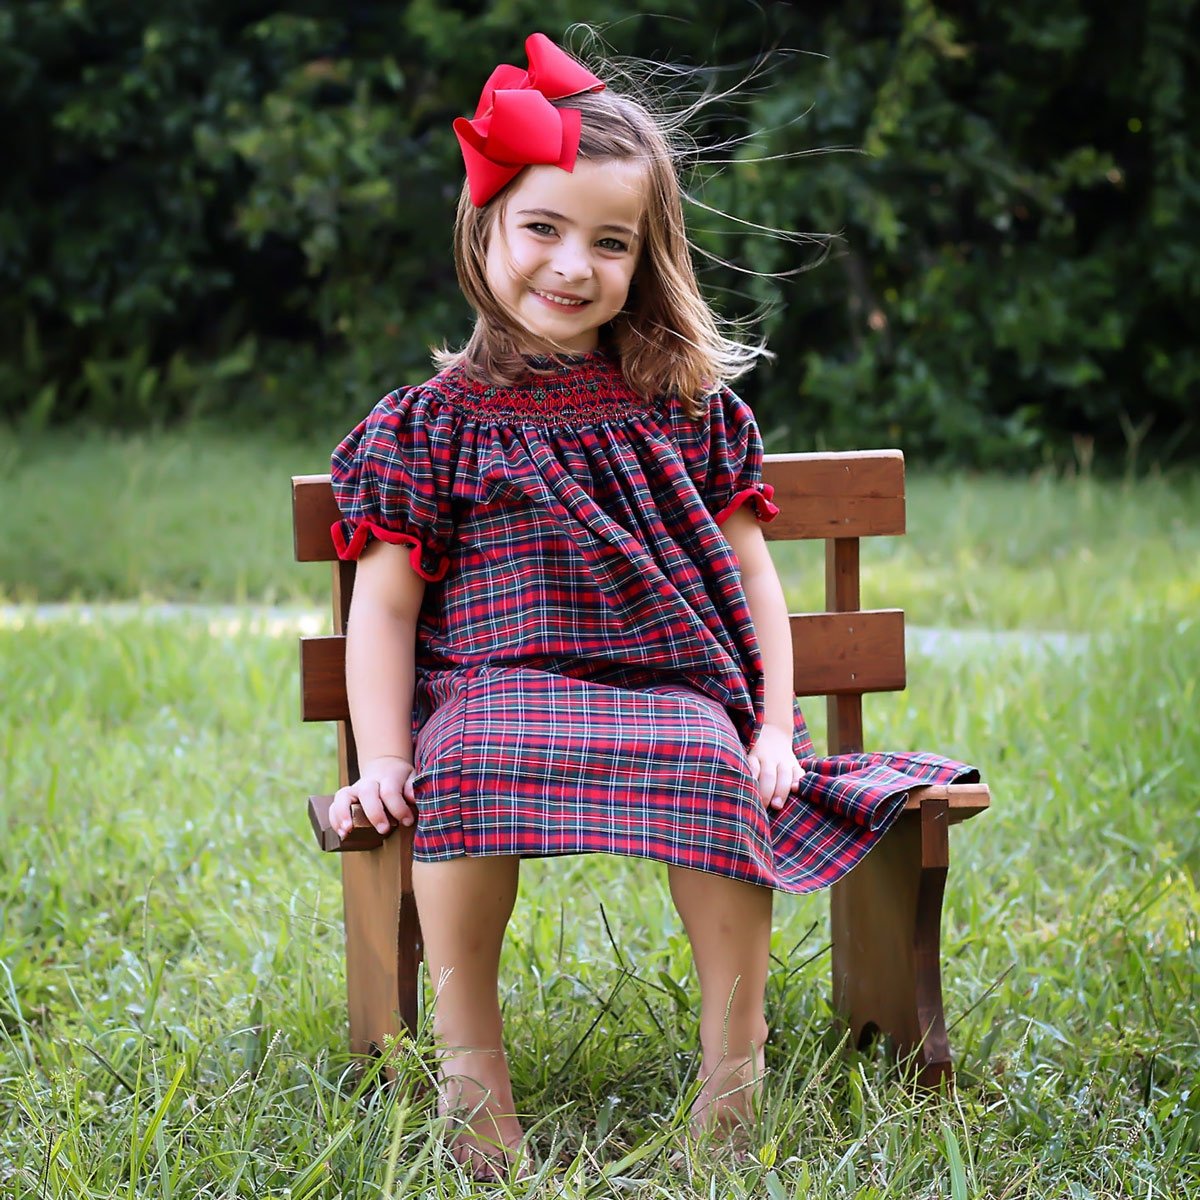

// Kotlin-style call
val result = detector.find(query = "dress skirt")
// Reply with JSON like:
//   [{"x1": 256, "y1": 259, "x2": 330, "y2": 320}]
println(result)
[{"x1": 410, "y1": 665, "x2": 977, "y2": 895}]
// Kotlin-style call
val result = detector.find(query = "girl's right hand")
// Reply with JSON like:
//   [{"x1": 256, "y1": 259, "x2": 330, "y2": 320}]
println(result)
[{"x1": 330, "y1": 755, "x2": 417, "y2": 839}]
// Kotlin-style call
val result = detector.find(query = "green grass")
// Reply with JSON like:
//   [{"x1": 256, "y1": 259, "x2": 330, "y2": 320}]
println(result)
[
  {"x1": 1, "y1": 619, "x2": 1196, "y2": 1196},
  {"x1": 2, "y1": 427, "x2": 1197, "y2": 629},
  {"x1": 0, "y1": 427, "x2": 333, "y2": 606},
  {"x1": 1, "y1": 429, "x2": 1198, "y2": 1195}
]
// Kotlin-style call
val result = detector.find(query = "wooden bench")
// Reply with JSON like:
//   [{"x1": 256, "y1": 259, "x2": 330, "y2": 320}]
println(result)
[{"x1": 292, "y1": 449, "x2": 990, "y2": 1088}]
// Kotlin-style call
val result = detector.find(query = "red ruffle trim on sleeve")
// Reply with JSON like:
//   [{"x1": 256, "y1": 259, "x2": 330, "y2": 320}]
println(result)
[
  {"x1": 714, "y1": 484, "x2": 780, "y2": 527},
  {"x1": 330, "y1": 520, "x2": 450, "y2": 582}
]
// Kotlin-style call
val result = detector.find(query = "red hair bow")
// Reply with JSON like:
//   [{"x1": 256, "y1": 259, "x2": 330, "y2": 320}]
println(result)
[{"x1": 453, "y1": 33, "x2": 605, "y2": 207}]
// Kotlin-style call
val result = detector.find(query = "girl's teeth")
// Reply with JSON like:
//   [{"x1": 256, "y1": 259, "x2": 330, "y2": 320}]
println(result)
[{"x1": 535, "y1": 290, "x2": 585, "y2": 307}]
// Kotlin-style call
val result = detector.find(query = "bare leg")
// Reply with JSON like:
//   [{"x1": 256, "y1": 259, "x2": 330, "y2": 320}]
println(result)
[
  {"x1": 412, "y1": 855, "x2": 525, "y2": 1178},
  {"x1": 668, "y1": 865, "x2": 772, "y2": 1138}
]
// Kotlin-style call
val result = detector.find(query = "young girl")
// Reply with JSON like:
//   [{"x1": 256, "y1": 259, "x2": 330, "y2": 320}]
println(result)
[{"x1": 328, "y1": 33, "x2": 973, "y2": 1177}]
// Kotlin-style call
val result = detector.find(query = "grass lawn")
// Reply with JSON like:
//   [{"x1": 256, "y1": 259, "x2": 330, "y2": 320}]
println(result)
[
  {"x1": 1, "y1": 428, "x2": 1197, "y2": 1197},
  {"x1": 2, "y1": 426, "x2": 1197, "y2": 629}
]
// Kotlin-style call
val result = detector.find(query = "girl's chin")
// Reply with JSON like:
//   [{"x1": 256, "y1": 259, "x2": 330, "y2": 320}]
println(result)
[{"x1": 516, "y1": 328, "x2": 599, "y2": 356}]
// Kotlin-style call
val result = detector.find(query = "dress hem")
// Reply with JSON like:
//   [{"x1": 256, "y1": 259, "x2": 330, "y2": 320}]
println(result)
[
  {"x1": 715, "y1": 484, "x2": 780, "y2": 526},
  {"x1": 330, "y1": 520, "x2": 450, "y2": 582}
]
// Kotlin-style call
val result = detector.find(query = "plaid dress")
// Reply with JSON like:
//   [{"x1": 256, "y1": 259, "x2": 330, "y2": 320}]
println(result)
[{"x1": 331, "y1": 353, "x2": 977, "y2": 893}]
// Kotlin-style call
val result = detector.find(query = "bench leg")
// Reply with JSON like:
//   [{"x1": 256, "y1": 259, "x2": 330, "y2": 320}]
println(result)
[
  {"x1": 830, "y1": 799, "x2": 953, "y2": 1088},
  {"x1": 341, "y1": 827, "x2": 423, "y2": 1062}
]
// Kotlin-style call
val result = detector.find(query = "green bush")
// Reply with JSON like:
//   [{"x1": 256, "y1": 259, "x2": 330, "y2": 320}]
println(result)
[
  {"x1": 722, "y1": 0, "x2": 1200, "y2": 465},
  {"x1": 2, "y1": 1, "x2": 1197, "y2": 462}
]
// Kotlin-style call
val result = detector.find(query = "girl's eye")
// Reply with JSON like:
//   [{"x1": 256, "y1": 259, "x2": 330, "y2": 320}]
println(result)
[
  {"x1": 598, "y1": 238, "x2": 629, "y2": 253},
  {"x1": 526, "y1": 222, "x2": 555, "y2": 236}
]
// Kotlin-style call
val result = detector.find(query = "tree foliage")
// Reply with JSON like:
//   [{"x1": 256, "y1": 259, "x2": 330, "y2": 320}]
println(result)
[{"x1": 3, "y1": 1, "x2": 1197, "y2": 462}]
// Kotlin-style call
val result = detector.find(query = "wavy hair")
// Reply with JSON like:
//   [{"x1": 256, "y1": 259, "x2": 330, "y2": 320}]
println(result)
[{"x1": 433, "y1": 83, "x2": 767, "y2": 417}]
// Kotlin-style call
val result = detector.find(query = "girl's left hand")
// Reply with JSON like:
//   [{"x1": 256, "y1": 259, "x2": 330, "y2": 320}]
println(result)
[{"x1": 748, "y1": 723, "x2": 803, "y2": 810}]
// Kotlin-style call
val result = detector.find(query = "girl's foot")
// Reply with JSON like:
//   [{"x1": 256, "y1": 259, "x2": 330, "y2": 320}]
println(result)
[
  {"x1": 437, "y1": 1048, "x2": 527, "y2": 1180},
  {"x1": 689, "y1": 1043, "x2": 766, "y2": 1142}
]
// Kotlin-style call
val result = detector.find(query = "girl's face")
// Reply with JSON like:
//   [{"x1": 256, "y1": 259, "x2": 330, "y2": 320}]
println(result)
[{"x1": 484, "y1": 158, "x2": 647, "y2": 354}]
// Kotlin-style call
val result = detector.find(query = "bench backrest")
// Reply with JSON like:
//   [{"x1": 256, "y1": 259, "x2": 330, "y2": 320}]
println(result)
[{"x1": 292, "y1": 449, "x2": 906, "y2": 777}]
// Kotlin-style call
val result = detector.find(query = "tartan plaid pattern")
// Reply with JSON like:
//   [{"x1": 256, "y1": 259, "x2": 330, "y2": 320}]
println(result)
[{"x1": 331, "y1": 354, "x2": 978, "y2": 893}]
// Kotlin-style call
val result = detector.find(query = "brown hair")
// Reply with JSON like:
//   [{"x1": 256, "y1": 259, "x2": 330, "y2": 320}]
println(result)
[{"x1": 433, "y1": 85, "x2": 764, "y2": 416}]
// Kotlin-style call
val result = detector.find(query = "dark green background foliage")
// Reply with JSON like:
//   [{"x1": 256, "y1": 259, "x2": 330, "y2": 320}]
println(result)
[{"x1": 3, "y1": 1, "x2": 1197, "y2": 463}]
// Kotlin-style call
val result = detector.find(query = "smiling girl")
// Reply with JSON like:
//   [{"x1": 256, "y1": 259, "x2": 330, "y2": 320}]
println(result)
[{"x1": 327, "y1": 33, "x2": 974, "y2": 1179}]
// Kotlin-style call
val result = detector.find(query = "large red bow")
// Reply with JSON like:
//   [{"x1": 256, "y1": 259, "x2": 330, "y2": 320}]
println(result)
[{"x1": 453, "y1": 33, "x2": 606, "y2": 207}]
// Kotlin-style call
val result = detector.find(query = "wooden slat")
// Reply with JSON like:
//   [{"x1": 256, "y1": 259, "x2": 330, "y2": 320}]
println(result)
[
  {"x1": 332, "y1": 559, "x2": 358, "y2": 785},
  {"x1": 792, "y1": 610, "x2": 905, "y2": 697},
  {"x1": 300, "y1": 636, "x2": 348, "y2": 722},
  {"x1": 832, "y1": 819, "x2": 925, "y2": 1066},
  {"x1": 913, "y1": 798, "x2": 952, "y2": 1086},
  {"x1": 293, "y1": 474, "x2": 341, "y2": 563},
  {"x1": 825, "y1": 536, "x2": 866, "y2": 752},
  {"x1": 303, "y1": 609, "x2": 907, "y2": 724},
  {"x1": 763, "y1": 451, "x2": 905, "y2": 541},
  {"x1": 342, "y1": 826, "x2": 414, "y2": 1053},
  {"x1": 310, "y1": 794, "x2": 383, "y2": 852},
  {"x1": 901, "y1": 783, "x2": 990, "y2": 822},
  {"x1": 292, "y1": 450, "x2": 906, "y2": 564}
]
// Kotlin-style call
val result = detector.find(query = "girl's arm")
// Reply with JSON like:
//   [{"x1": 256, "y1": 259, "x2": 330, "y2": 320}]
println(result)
[
  {"x1": 721, "y1": 505, "x2": 802, "y2": 809},
  {"x1": 330, "y1": 539, "x2": 427, "y2": 837}
]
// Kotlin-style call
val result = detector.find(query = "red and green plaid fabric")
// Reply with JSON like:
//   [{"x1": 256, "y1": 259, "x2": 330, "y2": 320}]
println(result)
[{"x1": 331, "y1": 354, "x2": 977, "y2": 893}]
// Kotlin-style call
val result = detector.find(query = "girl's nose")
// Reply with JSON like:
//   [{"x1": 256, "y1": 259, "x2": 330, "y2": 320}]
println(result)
[{"x1": 552, "y1": 239, "x2": 593, "y2": 281}]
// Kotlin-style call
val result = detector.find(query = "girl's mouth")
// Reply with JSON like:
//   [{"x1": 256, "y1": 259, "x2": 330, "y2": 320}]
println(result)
[{"x1": 531, "y1": 288, "x2": 589, "y2": 308}]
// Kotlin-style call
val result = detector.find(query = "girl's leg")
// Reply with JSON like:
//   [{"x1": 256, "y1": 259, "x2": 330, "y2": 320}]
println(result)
[
  {"x1": 667, "y1": 865, "x2": 773, "y2": 1136},
  {"x1": 412, "y1": 855, "x2": 524, "y2": 1178}
]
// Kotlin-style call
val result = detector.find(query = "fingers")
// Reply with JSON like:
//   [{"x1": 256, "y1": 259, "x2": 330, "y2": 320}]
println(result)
[
  {"x1": 750, "y1": 753, "x2": 803, "y2": 811},
  {"x1": 353, "y1": 780, "x2": 391, "y2": 835},
  {"x1": 769, "y1": 765, "x2": 794, "y2": 810},
  {"x1": 758, "y1": 759, "x2": 780, "y2": 806},
  {"x1": 771, "y1": 762, "x2": 803, "y2": 810},
  {"x1": 331, "y1": 771, "x2": 417, "y2": 839},
  {"x1": 329, "y1": 786, "x2": 357, "y2": 837},
  {"x1": 379, "y1": 776, "x2": 415, "y2": 830},
  {"x1": 361, "y1": 779, "x2": 414, "y2": 835}
]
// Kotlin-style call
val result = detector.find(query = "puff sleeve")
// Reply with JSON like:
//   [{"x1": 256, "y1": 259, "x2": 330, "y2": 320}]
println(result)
[
  {"x1": 674, "y1": 385, "x2": 780, "y2": 525},
  {"x1": 329, "y1": 385, "x2": 459, "y2": 581}
]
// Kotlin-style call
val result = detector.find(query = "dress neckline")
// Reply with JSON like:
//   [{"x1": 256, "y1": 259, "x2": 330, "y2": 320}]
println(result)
[
  {"x1": 438, "y1": 353, "x2": 656, "y2": 429},
  {"x1": 521, "y1": 350, "x2": 611, "y2": 373}
]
